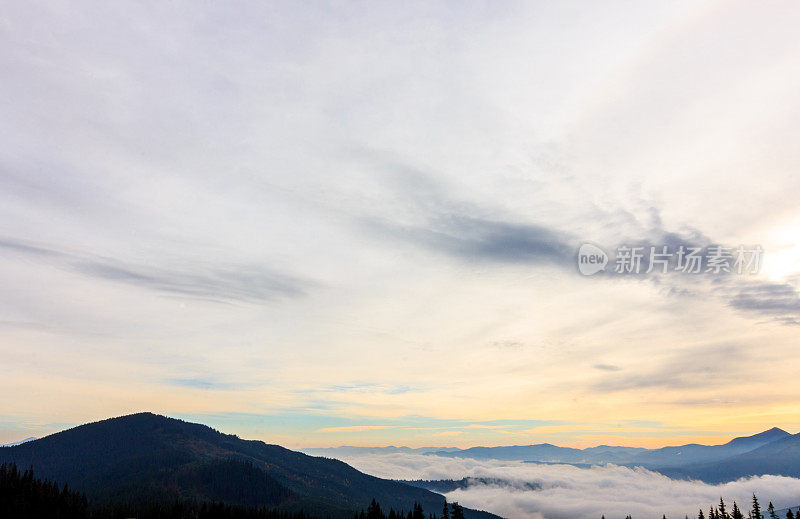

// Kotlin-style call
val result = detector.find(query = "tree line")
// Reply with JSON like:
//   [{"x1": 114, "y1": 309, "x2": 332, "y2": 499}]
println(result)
[
  {"x1": 697, "y1": 494, "x2": 788, "y2": 519},
  {"x1": 606, "y1": 494, "x2": 798, "y2": 519},
  {"x1": 353, "y1": 498, "x2": 466, "y2": 519},
  {"x1": 1, "y1": 462, "x2": 317, "y2": 519}
]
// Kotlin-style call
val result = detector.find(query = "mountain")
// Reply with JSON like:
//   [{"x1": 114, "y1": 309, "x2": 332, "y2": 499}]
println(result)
[
  {"x1": 663, "y1": 432, "x2": 800, "y2": 483},
  {"x1": 427, "y1": 428, "x2": 793, "y2": 480},
  {"x1": 429, "y1": 443, "x2": 589, "y2": 462},
  {"x1": 304, "y1": 446, "x2": 462, "y2": 457},
  {"x1": 725, "y1": 427, "x2": 791, "y2": 449},
  {"x1": 0, "y1": 413, "x2": 500, "y2": 519},
  {"x1": 0, "y1": 436, "x2": 36, "y2": 447}
]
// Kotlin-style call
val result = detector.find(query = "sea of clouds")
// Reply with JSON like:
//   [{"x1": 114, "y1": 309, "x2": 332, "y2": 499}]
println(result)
[{"x1": 328, "y1": 453, "x2": 800, "y2": 519}]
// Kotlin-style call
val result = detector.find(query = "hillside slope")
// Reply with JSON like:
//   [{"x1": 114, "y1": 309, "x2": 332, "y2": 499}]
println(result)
[{"x1": 0, "y1": 413, "x2": 500, "y2": 519}]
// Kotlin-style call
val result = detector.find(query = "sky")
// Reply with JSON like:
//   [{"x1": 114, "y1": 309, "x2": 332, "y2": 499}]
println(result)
[{"x1": 1, "y1": 0, "x2": 800, "y2": 448}]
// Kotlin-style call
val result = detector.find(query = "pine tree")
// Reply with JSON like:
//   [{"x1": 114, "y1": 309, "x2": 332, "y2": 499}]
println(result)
[
  {"x1": 700, "y1": 509, "x2": 706, "y2": 519},
  {"x1": 451, "y1": 502, "x2": 465, "y2": 519},
  {"x1": 733, "y1": 501, "x2": 744, "y2": 519},
  {"x1": 752, "y1": 494, "x2": 763, "y2": 519},
  {"x1": 768, "y1": 502, "x2": 777, "y2": 519},
  {"x1": 442, "y1": 501, "x2": 450, "y2": 519},
  {"x1": 367, "y1": 498, "x2": 383, "y2": 519},
  {"x1": 720, "y1": 499, "x2": 730, "y2": 519},
  {"x1": 787, "y1": 510, "x2": 795, "y2": 519}
]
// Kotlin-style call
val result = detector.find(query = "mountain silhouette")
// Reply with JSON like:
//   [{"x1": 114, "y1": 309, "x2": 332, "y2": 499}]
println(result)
[
  {"x1": 663, "y1": 431, "x2": 800, "y2": 483},
  {"x1": 428, "y1": 427, "x2": 793, "y2": 481},
  {"x1": 0, "y1": 413, "x2": 500, "y2": 519}
]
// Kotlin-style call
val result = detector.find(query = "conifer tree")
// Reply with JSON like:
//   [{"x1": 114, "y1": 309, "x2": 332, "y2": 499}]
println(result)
[
  {"x1": 450, "y1": 502, "x2": 465, "y2": 519},
  {"x1": 700, "y1": 509, "x2": 706, "y2": 519},
  {"x1": 768, "y1": 502, "x2": 777, "y2": 519},
  {"x1": 367, "y1": 498, "x2": 383, "y2": 519},
  {"x1": 752, "y1": 494, "x2": 763, "y2": 519},
  {"x1": 733, "y1": 501, "x2": 744, "y2": 519},
  {"x1": 786, "y1": 510, "x2": 795, "y2": 519},
  {"x1": 442, "y1": 501, "x2": 450, "y2": 519}
]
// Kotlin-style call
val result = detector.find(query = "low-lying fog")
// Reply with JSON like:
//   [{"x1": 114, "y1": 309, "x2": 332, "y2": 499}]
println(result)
[{"x1": 324, "y1": 452, "x2": 800, "y2": 519}]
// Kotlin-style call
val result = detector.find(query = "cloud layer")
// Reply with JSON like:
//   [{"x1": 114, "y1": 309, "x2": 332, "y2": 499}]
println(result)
[{"x1": 334, "y1": 453, "x2": 800, "y2": 519}]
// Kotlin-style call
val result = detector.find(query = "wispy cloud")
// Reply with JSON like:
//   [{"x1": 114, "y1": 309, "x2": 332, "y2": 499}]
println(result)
[
  {"x1": 592, "y1": 343, "x2": 749, "y2": 393},
  {"x1": 728, "y1": 280, "x2": 800, "y2": 323},
  {"x1": 317, "y1": 425, "x2": 399, "y2": 433},
  {"x1": 0, "y1": 237, "x2": 314, "y2": 304}
]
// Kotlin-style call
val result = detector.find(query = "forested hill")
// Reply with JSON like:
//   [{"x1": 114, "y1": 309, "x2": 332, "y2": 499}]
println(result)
[{"x1": 0, "y1": 413, "x2": 500, "y2": 519}]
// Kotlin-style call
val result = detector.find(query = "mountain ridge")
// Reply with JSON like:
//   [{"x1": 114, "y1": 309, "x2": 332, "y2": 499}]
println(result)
[
  {"x1": 423, "y1": 427, "x2": 791, "y2": 466},
  {"x1": 0, "y1": 412, "x2": 500, "y2": 519}
]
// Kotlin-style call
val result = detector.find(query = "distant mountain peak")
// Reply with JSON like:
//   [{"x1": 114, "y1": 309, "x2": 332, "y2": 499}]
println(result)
[
  {"x1": 725, "y1": 427, "x2": 790, "y2": 447},
  {"x1": 1, "y1": 436, "x2": 37, "y2": 447}
]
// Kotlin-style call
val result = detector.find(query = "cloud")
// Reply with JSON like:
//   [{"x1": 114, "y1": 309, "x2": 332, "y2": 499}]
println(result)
[
  {"x1": 316, "y1": 425, "x2": 399, "y2": 433},
  {"x1": 591, "y1": 343, "x2": 748, "y2": 393},
  {"x1": 0, "y1": 236, "x2": 313, "y2": 304},
  {"x1": 331, "y1": 453, "x2": 800, "y2": 519},
  {"x1": 164, "y1": 378, "x2": 242, "y2": 391},
  {"x1": 728, "y1": 281, "x2": 800, "y2": 323},
  {"x1": 593, "y1": 364, "x2": 622, "y2": 372},
  {"x1": 352, "y1": 151, "x2": 575, "y2": 266},
  {"x1": 384, "y1": 216, "x2": 574, "y2": 266},
  {"x1": 314, "y1": 383, "x2": 426, "y2": 395}
]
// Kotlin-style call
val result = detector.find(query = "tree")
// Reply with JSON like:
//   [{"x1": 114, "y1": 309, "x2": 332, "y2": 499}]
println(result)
[
  {"x1": 733, "y1": 501, "x2": 744, "y2": 519},
  {"x1": 450, "y1": 502, "x2": 465, "y2": 519},
  {"x1": 752, "y1": 494, "x2": 763, "y2": 519},
  {"x1": 720, "y1": 499, "x2": 730, "y2": 519},
  {"x1": 768, "y1": 502, "x2": 777, "y2": 519},
  {"x1": 367, "y1": 498, "x2": 383, "y2": 519},
  {"x1": 700, "y1": 510, "x2": 706, "y2": 519},
  {"x1": 442, "y1": 501, "x2": 450, "y2": 519},
  {"x1": 786, "y1": 510, "x2": 795, "y2": 519}
]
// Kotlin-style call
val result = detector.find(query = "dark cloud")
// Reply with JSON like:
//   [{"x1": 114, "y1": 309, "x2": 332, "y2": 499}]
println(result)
[
  {"x1": 0, "y1": 236, "x2": 313, "y2": 304},
  {"x1": 353, "y1": 151, "x2": 575, "y2": 266},
  {"x1": 728, "y1": 281, "x2": 800, "y2": 315},
  {"x1": 357, "y1": 158, "x2": 799, "y2": 330},
  {"x1": 370, "y1": 215, "x2": 575, "y2": 265}
]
